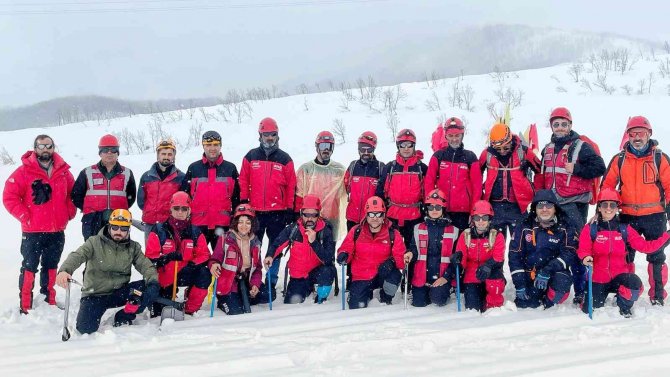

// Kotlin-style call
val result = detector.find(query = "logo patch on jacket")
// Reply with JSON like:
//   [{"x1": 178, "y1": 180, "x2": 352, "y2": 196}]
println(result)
[
  {"x1": 595, "y1": 235, "x2": 608, "y2": 243},
  {"x1": 548, "y1": 238, "x2": 559, "y2": 244},
  {"x1": 273, "y1": 164, "x2": 283, "y2": 171},
  {"x1": 525, "y1": 234, "x2": 532, "y2": 242},
  {"x1": 251, "y1": 161, "x2": 261, "y2": 169}
]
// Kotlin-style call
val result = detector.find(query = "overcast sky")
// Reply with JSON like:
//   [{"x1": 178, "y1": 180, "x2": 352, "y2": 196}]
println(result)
[{"x1": 1, "y1": 0, "x2": 669, "y2": 107}]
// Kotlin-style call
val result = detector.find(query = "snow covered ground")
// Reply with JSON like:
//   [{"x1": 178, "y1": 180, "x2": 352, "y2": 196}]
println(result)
[{"x1": 2, "y1": 54, "x2": 670, "y2": 376}]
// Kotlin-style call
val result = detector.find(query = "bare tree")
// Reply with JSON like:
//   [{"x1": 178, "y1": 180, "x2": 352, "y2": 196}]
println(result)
[
  {"x1": 664, "y1": 41, "x2": 670, "y2": 54},
  {"x1": 462, "y1": 85, "x2": 475, "y2": 111},
  {"x1": 381, "y1": 85, "x2": 406, "y2": 115},
  {"x1": 0, "y1": 146, "x2": 15, "y2": 165},
  {"x1": 233, "y1": 101, "x2": 254, "y2": 123},
  {"x1": 593, "y1": 72, "x2": 615, "y2": 94},
  {"x1": 580, "y1": 79, "x2": 593, "y2": 92},
  {"x1": 295, "y1": 83, "x2": 310, "y2": 95},
  {"x1": 331, "y1": 118, "x2": 346, "y2": 145},
  {"x1": 425, "y1": 91, "x2": 441, "y2": 111},
  {"x1": 658, "y1": 58, "x2": 670, "y2": 78},
  {"x1": 303, "y1": 96, "x2": 309, "y2": 112},
  {"x1": 556, "y1": 86, "x2": 567, "y2": 93},
  {"x1": 648, "y1": 72, "x2": 655, "y2": 94},
  {"x1": 187, "y1": 120, "x2": 204, "y2": 148},
  {"x1": 385, "y1": 112, "x2": 399, "y2": 142},
  {"x1": 620, "y1": 85, "x2": 633, "y2": 95},
  {"x1": 567, "y1": 63, "x2": 584, "y2": 83},
  {"x1": 198, "y1": 107, "x2": 210, "y2": 122},
  {"x1": 637, "y1": 78, "x2": 647, "y2": 95}
]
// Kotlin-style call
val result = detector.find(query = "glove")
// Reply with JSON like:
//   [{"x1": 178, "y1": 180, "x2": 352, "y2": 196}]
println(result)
[
  {"x1": 476, "y1": 265, "x2": 492, "y2": 281},
  {"x1": 31, "y1": 179, "x2": 52, "y2": 205},
  {"x1": 516, "y1": 288, "x2": 530, "y2": 301},
  {"x1": 625, "y1": 247, "x2": 636, "y2": 264},
  {"x1": 534, "y1": 271, "x2": 550, "y2": 290},
  {"x1": 337, "y1": 252, "x2": 349, "y2": 265},
  {"x1": 141, "y1": 281, "x2": 160, "y2": 308},
  {"x1": 451, "y1": 251, "x2": 463, "y2": 265},
  {"x1": 113, "y1": 309, "x2": 136, "y2": 327},
  {"x1": 155, "y1": 252, "x2": 182, "y2": 267}
]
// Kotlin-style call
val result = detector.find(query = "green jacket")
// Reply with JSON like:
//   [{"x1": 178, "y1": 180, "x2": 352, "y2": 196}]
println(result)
[{"x1": 58, "y1": 227, "x2": 158, "y2": 297}]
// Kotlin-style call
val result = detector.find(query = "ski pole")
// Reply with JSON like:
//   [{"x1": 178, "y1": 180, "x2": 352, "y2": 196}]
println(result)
[
  {"x1": 207, "y1": 275, "x2": 215, "y2": 304},
  {"x1": 210, "y1": 277, "x2": 218, "y2": 318},
  {"x1": 171, "y1": 261, "x2": 179, "y2": 301},
  {"x1": 587, "y1": 265, "x2": 593, "y2": 320},
  {"x1": 62, "y1": 279, "x2": 72, "y2": 342},
  {"x1": 267, "y1": 271, "x2": 273, "y2": 311},
  {"x1": 455, "y1": 264, "x2": 461, "y2": 312},
  {"x1": 341, "y1": 263, "x2": 346, "y2": 311},
  {"x1": 403, "y1": 263, "x2": 408, "y2": 310}
]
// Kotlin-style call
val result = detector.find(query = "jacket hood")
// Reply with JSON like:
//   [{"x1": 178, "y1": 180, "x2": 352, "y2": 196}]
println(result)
[
  {"x1": 21, "y1": 150, "x2": 70, "y2": 173},
  {"x1": 529, "y1": 189, "x2": 563, "y2": 217}
]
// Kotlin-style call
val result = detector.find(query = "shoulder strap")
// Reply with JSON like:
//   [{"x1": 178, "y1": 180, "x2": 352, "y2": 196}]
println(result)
[
  {"x1": 488, "y1": 229, "x2": 498, "y2": 250},
  {"x1": 463, "y1": 228, "x2": 471, "y2": 248},
  {"x1": 589, "y1": 222, "x2": 598, "y2": 242},
  {"x1": 389, "y1": 225, "x2": 395, "y2": 249},
  {"x1": 616, "y1": 151, "x2": 626, "y2": 190},
  {"x1": 155, "y1": 223, "x2": 169, "y2": 246},
  {"x1": 568, "y1": 139, "x2": 584, "y2": 163},
  {"x1": 620, "y1": 223, "x2": 628, "y2": 243},
  {"x1": 346, "y1": 161, "x2": 356, "y2": 190}
]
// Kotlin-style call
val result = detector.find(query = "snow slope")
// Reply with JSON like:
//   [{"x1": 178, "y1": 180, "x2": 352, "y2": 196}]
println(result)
[{"x1": 1, "y1": 54, "x2": 670, "y2": 376}]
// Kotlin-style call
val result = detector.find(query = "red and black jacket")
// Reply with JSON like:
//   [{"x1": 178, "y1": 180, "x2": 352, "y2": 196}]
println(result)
[
  {"x1": 424, "y1": 144, "x2": 481, "y2": 214},
  {"x1": 239, "y1": 146, "x2": 296, "y2": 212},
  {"x1": 343, "y1": 158, "x2": 384, "y2": 223}
]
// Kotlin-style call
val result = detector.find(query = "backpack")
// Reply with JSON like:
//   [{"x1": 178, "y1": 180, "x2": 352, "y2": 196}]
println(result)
[
  {"x1": 615, "y1": 148, "x2": 664, "y2": 203},
  {"x1": 345, "y1": 160, "x2": 384, "y2": 192},
  {"x1": 352, "y1": 223, "x2": 395, "y2": 250},
  {"x1": 462, "y1": 228, "x2": 498, "y2": 251},
  {"x1": 567, "y1": 135, "x2": 602, "y2": 205},
  {"x1": 589, "y1": 221, "x2": 628, "y2": 243}
]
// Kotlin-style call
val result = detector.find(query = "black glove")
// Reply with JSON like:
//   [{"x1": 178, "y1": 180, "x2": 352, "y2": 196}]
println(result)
[
  {"x1": 155, "y1": 252, "x2": 182, "y2": 267},
  {"x1": 337, "y1": 252, "x2": 349, "y2": 265},
  {"x1": 31, "y1": 179, "x2": 52, "y2": 205},
  {"x1": 476, "y1": 265, "x2": 492, "y2": 281},
  {"x1": 113, "y1": 309, "x2": 136, "y2": 327},
  {"x1": 141, "y1": 281, "x2": 160, "y2": 308},
  {"x1": 625, "y1": 247, "x2": 636, "y2": 264},
  {"x1": 451, "y1": 251, "x2": 463, "y2": 265}
]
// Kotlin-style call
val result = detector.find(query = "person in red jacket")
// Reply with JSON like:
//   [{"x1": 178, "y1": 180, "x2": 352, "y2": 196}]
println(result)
[
  {"x1": 183, "y1": 130, "x2": 240, "y2": 248},
  {"x1": 239, "y1": 117, "x2": 297, "y2": 291},
  {"x1": 577, "y1": 188, "x2": 670, "y2": 317},
  {"x1": 145, "y1": 192, "x2": 211, "y2": 315},
  {"x1": 137, "y1": 139, "x2": 186, "y2": 231},
  {"x1": 480, "y1": 123, "x2": 540, "y2": 238},
  {"x1": 344, "y1": 131, "x2": 384, "y2": 231},
  {"x1": 337, "y1": 196, "x2": 412, "y2": 309},
  {"x1": 209, "y1": 204, "x2": 264, "y2": 314},
  {"x1": 264, "y1": 195, "x2": 336, "y2": 304},
  {"x1": 71, "y1": 134, "x2": 136, "y2": 240},
  {"x1": 408, "y1": 189, "x2": 459, "y2": 307},
  {"x1": 451, "y1": 200, "x2": 506, "y2": 312},
  {"x1": 424, "y1": 117, "x2": 482, "y2": 231},
  {"x1": 3, "y1": 135, "x2": 76, "y2": 314}
]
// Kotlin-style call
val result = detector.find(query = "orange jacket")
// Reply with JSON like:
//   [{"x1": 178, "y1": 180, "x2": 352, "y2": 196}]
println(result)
[{"x1": 601, "y1": 141, "x2": 670, "y2": 216}]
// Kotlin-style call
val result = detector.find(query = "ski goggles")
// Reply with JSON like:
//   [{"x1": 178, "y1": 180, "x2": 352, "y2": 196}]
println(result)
[
  {"x1": 551, "y1": 121, "x2": 570, "y2": 129},
  {"x1": 598, "y1": 202, "x2": 619, "y2": 210},
  {"x1": 426, "y1": 204, "x2": 443, "y2": 211},
  {"x1": 171, "y1": 206, "x2": 190, "y2": 212},
  {"x1": 398, "y1": 141, "x2": 415, "y2": 149},
  {"x1": 628, "y1": 130, "x2": 649, "y2": 138},
  {"x1": 202, "y1": 140, "x2": 221, "y2": 146},
  {"x1": 536, "y1": 201, "x2": 555, "y2": 210},
  {"x1": 35, "y1": 144, "x2": 54, "y2": 150},
  {"x1": 472, "y1": 215, "x2": 491, "y2": 222},
  {"x1": 301, "y1": 211, "x2": 319, "y2": 218},
  {"x1": 317, "y1": 142, "x2": 333, "y2": 151},
  {"x1": 110, "y1": 225, "x2": 130, "y2": 232},
  {"x1": 358, "y1": 145, "x2": 375, "y2": 153},
  {"x1": 261, "y1": 132, "x2": 278, "y2": 137},
  {"x1": 99, "y1": 147, "x2": 120, "y2": 154},
  {"x1": 367, "y1": 212, "x2": 385, "y2": 218}
]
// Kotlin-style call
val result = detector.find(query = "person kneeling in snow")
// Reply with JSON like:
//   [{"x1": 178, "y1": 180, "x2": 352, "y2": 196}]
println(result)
[
  {"x1": 264, "y1": 195, "x2": 336, "y2": 304},
  {"x1": 337, "y1": 196, "x2": 411, "y2": 309},
  {"x1": 145, "y1": 192, "x2": 211, "y2": 315},
  {"x1": 508, "y1": 190, "x2": 578, "y2": 309},
  {"x1": 209, "y1": 204, "x2": 264, "y2": 314},
  {"x1": 452, "y1": 200, "x2": 506, "y2": 312},
  {"x1": 56, "y1": 209, "x2": 159, "y2": 334},
  {"x1": 407, "y1": 189, "x2": 459, "y2": 307},
  {"x1": 577, "y1": 188, "x2": 670, "y2": 317}
]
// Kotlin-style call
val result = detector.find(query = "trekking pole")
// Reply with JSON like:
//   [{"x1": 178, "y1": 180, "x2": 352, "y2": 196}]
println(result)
[
  {"x1": 403, "y1": 262, "x2": 409, "y2": 310},
  {"x1": 171, "y1": 261, "x2": 179, "y2": 301},
  {"x1": 62, "y1": 279, "x2": 72, "y2": 342},
  {"x1": 210, "y1": 277, "x2": 218, "y2": 318},
  {"x1": 587, "y1": 265, "x2": 593, "y2": 320},
  {"x1": 207, "y1": 276, "x2": 215, "y2": 304},
  {"x1": 267, "y1": 271, "x2": 273, "y2": 311},
  {"x1": 455, "y1": 264, "x2": 461, "y2": 312},
  {"x1": 341, "y1": 263, "x2": 346, "y2": 311}
]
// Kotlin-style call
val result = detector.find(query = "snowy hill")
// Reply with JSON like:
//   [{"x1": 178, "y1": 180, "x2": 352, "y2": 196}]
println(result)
[{"x1": 1, "y1": 53, "x2": 670, "y2": 376}]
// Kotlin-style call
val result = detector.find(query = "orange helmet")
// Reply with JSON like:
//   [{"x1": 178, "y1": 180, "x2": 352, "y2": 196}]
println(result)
[
  {"x1": 156, "y1": 138, "x2": 177, "y2": 152},
  {"x1": 471, "y1": 200, "x2": 494, "y2": 216},
  {"x1": 365, "y1": 196, "x2": 386, "y2": 213},
  {"x1": 424, "y1": 189, "x2": 447, "y2": 206},
  {"x1": 109, "y1": 209, "x2": 132, "y2": 226},
  {"x1": 489, "y1": 123, "x2": 512, "y2": 147}
]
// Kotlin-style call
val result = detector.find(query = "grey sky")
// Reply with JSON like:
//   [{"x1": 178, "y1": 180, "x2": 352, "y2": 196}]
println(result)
[{"x1": 1, "y1": 0, "x2": 669, "y2": 107}]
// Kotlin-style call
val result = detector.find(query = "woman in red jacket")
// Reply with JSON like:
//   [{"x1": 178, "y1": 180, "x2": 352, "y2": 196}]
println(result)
[
  {"x1": 452, "y1": 200, "x2": 506, "y2": 312},
  {"x1": 577, "y1": 188, "x2": 670, "y2": 317},
  {"x1": 209, "y1": 204, "x2": 263, "y2": 315}
]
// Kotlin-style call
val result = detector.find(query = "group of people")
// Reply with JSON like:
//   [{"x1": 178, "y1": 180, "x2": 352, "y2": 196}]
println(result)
[{"x1": 3, "y1": 108, "x2": 670, "y2": 336}]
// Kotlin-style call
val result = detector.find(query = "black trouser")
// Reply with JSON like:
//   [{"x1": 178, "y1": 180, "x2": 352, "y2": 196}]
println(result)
[
  {"x1": 582, "y1": 273, "x2": 643, "y2": 313},
  {"x1": 559, "y1": 201, "x2": 589, "y2": 298},
  {"x1": 198, "y1": 226, "x2": 228, "y2": 249},
  {"x1": 256, "y1": 211, "x2": 291, "y2": 289},
  {"x1": 284, "y1": 265, "x2": 336, "y2": 304},
  {"x1": 620, "y1": 212, "x2": 668, "y2": 301},
  {"x1": 446, "y1": 212, "x2": 470, "y2": 233},
  {"x1": 388, "y1": 217, "x2": 421, "y2": 291},
  {"x1": 348, "y1": 259, "x2": 402, "y2": 309},
  {"x1": 82, "y1": 211, "x2": 108, "y2": 241},
  {"x1": 514, "y1": 270, "x2": 572, "y2": 309},
  {"x1": 411, "y1": 284, "x2": 450, "y2": 307},
  {"x1": 76, "y1": 280, "x2": 147, "y2": 334},
  {"x1": 491, "y1": 201, "x2": 524, "y2": 240},
  {"x1": 19, "y1": 232, "x2": 65, "y2": 309}
]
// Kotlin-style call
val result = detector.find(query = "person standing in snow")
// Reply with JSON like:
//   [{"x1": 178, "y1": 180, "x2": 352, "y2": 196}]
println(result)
[
  {"x1": 71, "y1": 134, "x2": 136, "y2": 241},
  {"x1": 601, "y1": 116, "x2": 670, "y2": 306},
  {"x1": 183, "y1": 130, "x2": 240, "y2": 248},
  {"x1": 239, "y1": 117, "x2": 297, "y2": 297},
  {"x1": 343, "y1": 131, "x2": 384, "y2": 231},
  {"x1": 3, "y1": 135, "x2": 76, "y2": 314},
  {"x1": 577, "y1": 188, "x2": 670, "y2": 317},
  {"x1": 56, "y1": 209, "x2": 159, "y2": 334}
]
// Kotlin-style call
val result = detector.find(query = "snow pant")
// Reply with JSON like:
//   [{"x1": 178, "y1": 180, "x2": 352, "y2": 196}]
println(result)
[
  {"x1": 581, "y1": 273, "x2": 643, "y2": 314},
  {"x1": 216, "y1": 278, "x2": 263, "y2": 315},
  {"x1": 463, "y1": 278, "x2": 506, "y2": 312},
  {"x1": 559, "y1": 201, "x2": 589, "y2": 299},
  {"x1": 514, "y1": 270, "x2": 572, "y2": 309},
  {"x1": 81, "y1": 211, "x2": 108, "y2": 241},
  {"x1": 348, "y1": 258, "x2": 402, "y2": 309},
  {"x1": 388, "y1": 216, "x2": 421, "y2": 292},
  {"x1": 198, "y1": 226, "x2": 229, "y2": 250},
  {"x1": 411, "y1": 284, "x2": 450, "y2": 307},
  {"x1": 491, "y1": 201, "x2": 524, "y2": 240},
  {"x1": 19, "y1": 231, "x2": 65, "y2": 313},
  {"x1": 256, "y1": 211, "x2": 291, "y2": 289},
  {"x1": 446, "y1": 212, "x2": 471, "y2": 233},
  {"x1": 76, "y1": 280, "x2": 148, "y2": 334},
  {"x1": 156, "y1": 262, "x2": 211, "y2": 314},
  {"x1": 620, "y1": 212, "x2": 668, "y2": 302},
  {"x1": 284, "y1": 264, "x2": 336, "y2": 304}
]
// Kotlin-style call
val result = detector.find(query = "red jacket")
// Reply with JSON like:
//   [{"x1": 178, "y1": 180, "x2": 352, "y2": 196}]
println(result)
[
  {"x1": 268, "y1": 218, "x2": 335, "y2": 279},
  {"x1": 80, "y1": 164, "x2": 132, "y2": 214},
  {"x1": 239, "y1": 146, "x2": 296, "y2": 212},
  {"x1": 454, "y1": 229, "x2": 505, "y2": 284},
  {"x1": 577, "y1": 220, "x2": 670, "y2": 283},
  {"x1": 376, "y1": 152, "x2": 428, "y2": 225},
  {"x1": 411, "y1": 222, "x2": 459, "y2": 287},
  {"x1": 138, "y1": 163, "x2": 186, "y2": 224},
  {"x1": 3, "y1": 151, "x2": 76, "y2": 232},
  {"x1": 185, "y1": 154, "x2": 240, "y2": 228},
  {"x1": 344, "y1": 159, "x2": 384, "y2": 223},
  {"x1": 209, "y1": 231, "x2": 263, "y2": 296},
  {"x1": 337, "y1": 221, "x2": 405, "y2": 281},
  {"x1": 424, "y1": 145, "x2": 482, "y2": 214}
]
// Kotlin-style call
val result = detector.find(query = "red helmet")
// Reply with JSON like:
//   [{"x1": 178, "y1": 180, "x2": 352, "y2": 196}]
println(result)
[
  {"x1": 424, "y1": 189, "x2": 447, "y2": 206},
  {"x1": 99, "y1": 134, "x2": 120, "y2": 148},
  {"x1": 550, "y1": 107, "x2": 572, "y2": 123},
  {"x1": 315, "y1": 131, "x2": 335, "y2": 144},
  {"x1": 597, "y1": 187, "x2": 622, "y2": 205},
  {"x1": 365, "y1": 196, "x2": 386, "y2": 213},
  {"x1": 444, "y1": 117, "x2": 465, "y2": 135},
  {"x1": 396, "y1": 129, "x2": 416, "y2": 144},
  {"x1": 302, "y1": 195, "x2": 322, "y2": 211},
  {"x1": 233, "y1": 203, "x2": 256, "y2": 218},
  {"x1": 626, "y1": 116, "x2": 652, "y2": 133},
  {"x1": 471, "y1": 200, "x2": 494, "y2": 216},
  {"x1": 358, "y1": 131, "x2": 377, "y2": 148},
  {"x1": 169, "y1": 191, "x2": 191, "y2": 208},
  {"x1": 258, "y1": 117, "x2": 278, "y2": 133}
]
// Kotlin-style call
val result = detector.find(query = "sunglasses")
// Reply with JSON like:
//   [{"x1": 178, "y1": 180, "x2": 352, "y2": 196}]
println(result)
[
  {"x1": 551, "y1": 121, "x2": 570, "y2": 129},
  {"x1": 367, "y1": 212, "x2": 385, "y2": 218},
  {"x1": 301, "y1": 212, "x2": 319, "y2": 218},
  {"x1": 628, "y1": 131, "x2": 648, "y2": 138},
  {"x1": 493, "y1": 145, "x2": 511, "y2": 152},
  {"x1": 202, "y1": 141, "x2": 221, "y2": 146},
  {"x1": 35, "y1": 144, "x2": 54, "y2": 150},
  {"x1": 426, "y1": 204, "x2": 443, "y2": 211},
  {"x1": 536, "y1": 202, "x2": 555, "y2": 210},
  {"x1": 599, "y1": 202, "x2": 619, "y2": 210},
  {"x1": 317, "y1": 142, "x2": 333, "y2": 151},
  {"x1": 472, "y1": 215, "x2": 490, "y2": 222},
  {"x1": 261, "y1": 132, "x2": 278, "y2": 137},
  {"x1": 110, "y1": 225, "x2": 130, "y2": 232},
  {"x1": 398, "y1": 142, "x2": 415, "y2": 149},
  {"x1": 358, "y1": 146, "x2": 375, "y2": 153},
  {"x1": 100, "y1": 147, "x2": 119, "y2": 154},
  {"x1": 172, "y1": 206, "x2": 190, "y2": 212}
]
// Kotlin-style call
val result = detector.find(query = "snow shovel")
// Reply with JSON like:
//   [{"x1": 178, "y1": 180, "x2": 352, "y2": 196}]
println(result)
[{"x1": 160, "y1": 261, "x2": 184, "y2": 324}]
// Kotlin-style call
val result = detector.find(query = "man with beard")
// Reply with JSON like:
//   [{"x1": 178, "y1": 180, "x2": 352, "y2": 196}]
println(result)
[
  {"x1": 295, "y1": 130, "x2": 346, "y2": 239},
  {"x1": 344, "y1": 131, "x2": 384, "y2": 231},
  {"x1": 137, "y1": 139, "x2": 186, "y2": 236},
  {"x1": 3, "y1": 135, "x2": 76, "y2": 314},
  {"x1": 239, "y1": 117, "x2": 297, "y2": 296}
]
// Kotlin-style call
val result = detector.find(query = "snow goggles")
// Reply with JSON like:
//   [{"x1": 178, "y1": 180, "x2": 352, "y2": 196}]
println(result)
[
  {"x1": 426, "y1": 204, "x2": 443, "y2": 211},
  {"x1": 301, "y1": 211, "x2": 319, "y2": 218},
  {"x1": 358, "y1": 146, "x2": 374, "y2": 153},
  {"x1": 261, "y1": 132, "x2": 278, "y2": 137},
  {"x1": 599, "y1": 202, "x2": 618, "y2": 210},
  {"x1": 628, "y1": 130, "x2": 649, "y2": 138},
  {"x1": 472, "y1": 215, "x2": 490, "y2": 222},
  {"x1": 551, "y1": 121, "x2": 570, "y2": 129},
  {"x1": 398, "y1": 141, "x2": 415, "y2": 149},
  {"x1": 35, "y1": 144, "x2": 54, "y2": 150},
  {"x1": 367, "y1": 212, "x2": 385, "y2": 218},
  {"x1": 317, "y1": 142, "x2": 333, "y2": 151},
  {"x1": 172, "y1": 206, "x2": 190, "y2": 212},
  {"x1": 202, "y1": 140, "x2": 221, "y2": 146},
  {"x1": 110, "y1": 225, "x2": 130, "y2": 232},
  {"x1": 536, "y1": 201, "x2": 555, "y2": 210},
  {"x1": 99, "y1": 147, "x2": 119, "y2": 154}
]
